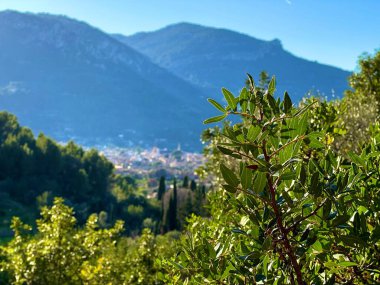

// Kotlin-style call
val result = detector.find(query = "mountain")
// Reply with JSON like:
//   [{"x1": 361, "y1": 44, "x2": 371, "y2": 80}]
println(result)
[
  {"x1": 114, "y1": 23, "x2": 351, "y2": 101},
  {"x1": 0, "y1": 11, "x2": 210, "y2": 151}
]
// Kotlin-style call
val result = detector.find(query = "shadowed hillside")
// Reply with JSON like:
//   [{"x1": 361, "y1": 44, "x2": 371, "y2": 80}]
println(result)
[{"x1": 115, "y1": 23, "x2": 350, "y2": 101}]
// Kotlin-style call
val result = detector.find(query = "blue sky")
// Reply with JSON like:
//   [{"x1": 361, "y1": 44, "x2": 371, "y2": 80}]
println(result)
[{"x1": 0, "y1": 0, "x2": 379, "y2": 70}]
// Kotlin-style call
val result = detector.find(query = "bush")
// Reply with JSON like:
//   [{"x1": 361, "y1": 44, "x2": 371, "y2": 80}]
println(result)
[{"x1": 164, "y1": 75, "x2": 380, "y2": 284}]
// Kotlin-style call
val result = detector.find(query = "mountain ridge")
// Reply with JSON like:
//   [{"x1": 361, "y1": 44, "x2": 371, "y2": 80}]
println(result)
[
  {"x1": 115, "y1": 22, "x2": 350, "y2": 101},
  {"x1": 0, "y1": 10, "x2": 209, "y2": 151},
  {"x1": 0, "y1": 11, "x2": 352, "y2": 151}
]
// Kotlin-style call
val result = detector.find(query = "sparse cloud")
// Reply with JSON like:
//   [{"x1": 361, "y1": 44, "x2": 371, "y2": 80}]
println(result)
[
  {"x1": 0, "y1": 81, "x2": 23, "y2": 96},
  {"x1": 286, "y1": 0, "x2": 292, "y2": 5}
]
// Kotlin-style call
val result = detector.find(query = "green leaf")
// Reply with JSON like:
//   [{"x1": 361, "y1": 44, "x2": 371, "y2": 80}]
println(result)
[
  {"x1": 203, "y1": 113, "x2": 227, "y2": 124},
  {"x1": 263, "y1": 255, "x2": 269, "y2": 276},
  {"x1": 283, "y1": 91, "x2": 292, "y2": 113},
  {"x1": 268, "y1": 76, "x2": 276, "y2": 95},
  {"x1": 305, "y1": 132, "x2": 325, "y2": 149},
  {"x1": 240, "y1": 216, "x2": 250, "y2": 227},
  {"x1": 300, "y1": 228, "x2": 310, "y2": 242},
  {"x1": 207, "y1": 98, "x2": 225, "y2": 112},
  {"x1": 222, "y1": 184, "x2": 237, "y2": 193},
  {"x1": 331, "y1": 214, "x2": 350, "y2": 227},
  {"x1": 266, "y1": 93, "x2": 278, "y2": 114},
  {"x1": 241, "y1": 166, "x2": 253, "y2": 190},
  {"x1": 221, "y1": 263, "x2": 235, "y2": 279},
  {"x1": 239, "y1": 87, "x2": 249, "y2": 100},
  {"x1": 324, "y1": 261, "x2": 338, "y2": 268},
  {"x1": 217, "y1": 146, "x2": 233, "y2": 155},
  {"x1": 281, "y1": 190, "x2": 293, "y2": 206},
  {"x1": 220, "y1": 164, "x2": 240, "y2": 187},
  {"x1": 309, "y1": 172, "x2": 320, "y2": 196},
  {"x1": 300, "y1": 165, "x2": 307, "y2": 185},
  {"x1": 262, "y1": 236, "x2": 272, "y2": 251},
  {"x1": 323, "y1": 200, "x2": 332, "y2": 220},
  {"x1": 338, "y1": 261, "x2": 358, "y2": 267},
  {"x1": 353, "y1": 212, "x2": 360, "y2": 234},
  {"x1": 222, "y1": 88, "x2": 237, "y2": 110},
  {"x1": 247, "y1": 125, "x2": 261, "y2": 141},
  {"x1": 253, "y1": 172, "x2": 266, "y2": 193},
  {"x1": 241, "y1": 101, "x2": 248, "y2": 113},
  {"x1": 231, "y1": 228, "x2": 247, "y2": 235},
  {"x1": 249, "y1": 101, "x2": 256, "y2": 113},
  {"x1": 293, "y1": 102, "x2": 314, "y2": 117},
  {"x1": 280, "y1": 171, "x2": 296, "y2": 181},
  {"x1": 247, "y1": 73, "x2": 255, "y2": 89},
  {"x1": 311, "y1": 240, "x2": 323, "y2": 253},
  {"x1": 270, "y1": 164, "x2": 283, "y2": 172},
  {"x1": 282, "y1": 158, "x2": 301, "y2": 169},
  {"x1": 348, "y1": 152, "x2": 366, "y2": 167},
  {"x1": 339, "y1": 235, "x2": 366, "y2": 247},
  {"x1": 217, "y1": 146, "x2": 242, "y2": 158}
]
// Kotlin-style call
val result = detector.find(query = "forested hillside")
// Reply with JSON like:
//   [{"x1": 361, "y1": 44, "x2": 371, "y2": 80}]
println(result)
[{"x1": 0, "y1": 111, "x2": 166, "y2": 235}]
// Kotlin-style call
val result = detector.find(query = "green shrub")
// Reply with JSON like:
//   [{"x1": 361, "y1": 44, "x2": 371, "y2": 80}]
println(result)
[{"x1": 163, "y1": 75, "x2": 380, "y2": 284}]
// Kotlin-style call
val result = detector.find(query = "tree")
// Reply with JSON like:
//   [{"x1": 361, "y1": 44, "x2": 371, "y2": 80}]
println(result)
[
  {"x1": 0, "y1": 198, "x2": 124, "y2": 285},
  {"x1": 165, "y1": 180, "x2": 178, "y2": 231},
  {"x1": 173, "y1": 179, "x2": 177, "y2": 210},
  {"x1": 347, "y1": 50, "x2": 380, "y2": 109},
  {"x1": 0, "y1": 198, "x2": 177, "y2": 284},
  {"x1": 334, "y1": 50, "x2": 380, "y2": 153},
  {"x1": 157, "y1": 176, "x2": 166, "y2": 200},
  {"x1": 190, "y1": 179, "x2": 197, "y2": 191},
  {"x1": 184, "y1": 192, "x2": 193, "y2": 216},
  {"x1": 164, "y1": 75, "x2": 380, "y2": 284},
  {"x1": 182, "y1": 176, "x2": 189, "y2": 188},
  {"x1": 192, "y1": 187, "x2": 204, "y2": 216}
]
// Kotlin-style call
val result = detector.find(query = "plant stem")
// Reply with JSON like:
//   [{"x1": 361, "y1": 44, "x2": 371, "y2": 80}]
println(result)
[{"x1": 263, "y1": 142, "x2": 304, "y2": 285}]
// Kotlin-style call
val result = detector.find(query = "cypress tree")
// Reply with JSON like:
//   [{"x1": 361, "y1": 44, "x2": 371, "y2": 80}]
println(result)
[
  {"x1": 173, "y1": 179, "x2": 178, "y2": 225},
  {"x1": 183, "y1": 176, "x2": 189, "y2": 188},
  {"x1": 165, "y1": 194, "x2": 174, "y2": 231},
  {"x1": 201, "y1": 185, "x2": 206, "y2": 197},
  {"x1": 190, "y1": 179, "x2": 197, "y2": 191},
  {"x1": 157, "y1": 176, "x2": 166, "y2": 200},
  {"x1": 185, "y1": 192, "x2": 193, "y2": 216},
  {"x1": 193, "y1": 187, "x2": 204, "y2": 216},
  {"x1": 166, "y1": 179, "x2": 178, "y2": 231}
]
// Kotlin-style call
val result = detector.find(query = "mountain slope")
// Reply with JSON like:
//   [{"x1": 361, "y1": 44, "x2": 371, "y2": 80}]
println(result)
[
  {"x1": 115, "y1": 23, "x2": 351, "y2": 101},
  {"x1": 0, "y1": 12, "x2": 210, "y2": 150}
]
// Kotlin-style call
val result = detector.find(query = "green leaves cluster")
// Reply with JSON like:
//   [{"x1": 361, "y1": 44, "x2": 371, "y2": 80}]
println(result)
[
  {"x1": 165, "y1": 74, "x2": 380, "y2": 284},
  {"x1": 0, "y1": 198, "x2": 124, "y2": 284},
  {"x1": 0, "y1": 198, "x2": 177, "y2": 285},
  {"x1": 304, "y1": 50, "x2": 380, "y2": 154}
]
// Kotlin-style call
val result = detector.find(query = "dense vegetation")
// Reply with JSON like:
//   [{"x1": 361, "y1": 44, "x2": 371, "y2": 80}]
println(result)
[
  {"x1": 0, "y1": 113, "x2": 178, "y2": 236},
  {"x1": 163, "y1": 51, "x2": 380, "y2": 284},
  {"x1": 0, "y1": 198, "x2": 178, "y2": 284},
  {"x1": 0, "y1": 115, "x2": 207, "y2": 284},
  {"x1": 0, "y1": 51, "x2": 379, "y2": 284}
]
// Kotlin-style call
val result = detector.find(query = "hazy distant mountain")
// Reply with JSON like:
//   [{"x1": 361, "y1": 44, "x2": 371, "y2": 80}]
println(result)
[
  {"x1": 0, "y1": 11, "x2": 210, "y2": 150},
  {"x1": 115, "y1": 23, "x2": 351, "y2": 101}
]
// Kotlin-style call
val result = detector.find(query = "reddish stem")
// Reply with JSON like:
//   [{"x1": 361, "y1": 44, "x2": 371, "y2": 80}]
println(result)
[{"x1": 263, "y1": 142, "x2": 304, "y2": 285}]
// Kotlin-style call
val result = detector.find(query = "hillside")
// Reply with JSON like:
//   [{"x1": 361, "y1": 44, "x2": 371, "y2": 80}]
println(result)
[
  {"x1": 0, "y1": 11, "x2": 210, "y2": 151},
  {"x1": 115, "y1": 23, "x2": 351, "y2": 101},
  {"x1": 0, "y1": 111, "x2": 163, "y2": 235}
]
